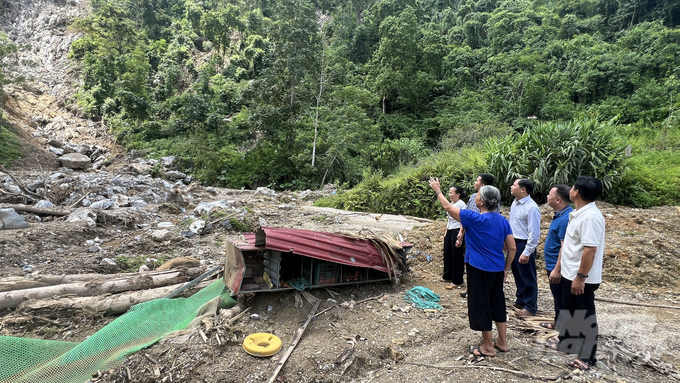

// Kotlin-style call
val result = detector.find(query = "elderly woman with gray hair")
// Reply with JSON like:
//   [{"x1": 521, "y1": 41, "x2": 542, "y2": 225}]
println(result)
[{"x1": 429, "y1": 177, "x2": 516, "y2": 357}]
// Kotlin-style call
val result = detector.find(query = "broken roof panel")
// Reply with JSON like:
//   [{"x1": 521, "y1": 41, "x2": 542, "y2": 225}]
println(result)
[
  {"x1": 257, "y1": 227, "x2": 401, "y2": 272},
  {"x1": 225, "y1": 227, "x2": 412, "y2": 293}
]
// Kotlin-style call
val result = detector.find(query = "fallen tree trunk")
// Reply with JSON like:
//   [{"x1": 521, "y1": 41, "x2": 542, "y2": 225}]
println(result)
[
  {"x1": 16, "y1": 280, "x2": 215, "y2": 315},
  {"x1": 0, "y1": 270, "x2": 202, "y2": 310},
  {"x1": 0, "y1": 203, "x2": 71, "y2": 216},
  {"x1": 0, "y1": 268, "x2": 204, "y2": 293}
]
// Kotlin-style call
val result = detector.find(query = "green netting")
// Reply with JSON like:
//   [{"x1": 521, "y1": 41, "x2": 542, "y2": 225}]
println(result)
[
  {"x1": 403, "y1": 286, "x2": 442, "y2": 310},
  {"x1": 0, "y1": 278, "x2": 236, "y2": 383}
]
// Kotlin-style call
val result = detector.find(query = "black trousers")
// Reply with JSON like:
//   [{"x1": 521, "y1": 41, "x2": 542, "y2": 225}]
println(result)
[
  {"x1": 546, "y1": 269, "x2": 563, "y2": 324},
  {"x1": 510, "y1": 239, "x2": 538, "y2": 313},
  {"x1": 557, "y1": 277, "x2": 600, "y2": 365},
  {"x1": 467, "y1": 264, "x2": 506, "y2": 332},
  {"x1": 442, "y1": 228, "x2": 465, "y2": 285}
]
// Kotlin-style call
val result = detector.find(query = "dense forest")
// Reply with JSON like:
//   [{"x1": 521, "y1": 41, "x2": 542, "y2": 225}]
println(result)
[{"x1": 3, "y1": 0, "x2": 680, "y2": 214}]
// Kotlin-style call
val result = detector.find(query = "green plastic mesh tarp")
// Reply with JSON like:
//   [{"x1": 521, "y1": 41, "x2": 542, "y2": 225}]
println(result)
[{"x1": 0, "y1": 278, "x2": 236, "y2": 383}]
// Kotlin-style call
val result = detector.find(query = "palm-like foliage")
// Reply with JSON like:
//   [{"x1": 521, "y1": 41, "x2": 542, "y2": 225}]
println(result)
[{"x1": 487, "y1": 119, "x2": 628, "y2": 203}]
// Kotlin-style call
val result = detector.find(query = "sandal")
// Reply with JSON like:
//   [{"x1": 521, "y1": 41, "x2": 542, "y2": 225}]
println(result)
[
  {"x1": 539, "y1": 322, "x2": 556, "y2": 330},
  {"x1": 545, "y1": 337, "x2": 559, "y2": 351},
  {"x1": 492, "y1": 339, "x2": 509, "y2": 353},
  {"x1": 568, "y1": 358, "x2": 592, "y2": 371},
  {"x1": 440, "y1": 277, "x2": 452, "y2": 283},
  {"x1": 468, "y1": 345, "x2": 495, "y2": 357},
  {"x1": 445, "y1": 284, "x2": 454, "y2": 290}
]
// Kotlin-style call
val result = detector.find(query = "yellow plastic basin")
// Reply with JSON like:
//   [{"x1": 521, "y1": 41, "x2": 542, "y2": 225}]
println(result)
[{"x1": 243, "y1": 333, "x2": 282, "y2": 357}]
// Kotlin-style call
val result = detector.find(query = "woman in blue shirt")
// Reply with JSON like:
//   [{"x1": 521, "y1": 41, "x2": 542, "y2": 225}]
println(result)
[{"x1": 429, "y1": 177, "x2": 516, "y2": 357}]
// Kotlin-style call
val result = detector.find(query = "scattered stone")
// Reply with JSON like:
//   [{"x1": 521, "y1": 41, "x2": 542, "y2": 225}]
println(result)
[
  {"x1": 48, "y1": 146, "x2": 64, "y2": 156},
  {"x1": 26, "y1": 180, "x2": 45, "y2": 191},
  {"x1": 0, "y1": 208, "x2": 29, "y2": 229},
  {"x1": 161, "y1": 156, "x2": 176, "y2": 167},
  {"x1": 193, "y1": 200, "x2": 229, "y2": 216},
  {"x1": 254, "y1": 187, "x2": 276, "y2": 198},
  {"x1": 100, "y1": 258, "x2": 117, "y2": 266},
  {"x1": 164, "y1": 170, "x2": 186, "y2": 180},
  {"x1": 66, "y1": 208, "x2": 97, "y2": 227},
  {"x1": 180, "y1": 230, "x2": 195, "y2": 238},
  {"x1": 35, "y1": 200, "x2": 55, "y2": 209},
  {"x1": 88, "y1": 246, "x2": 101, "y2": 253},
  {"x1": 157, "y1": 222, "x2": 175, "y2": 228},
  {"x1": 90, "y1": 199, "x2": 114, "y2": 210},
  {"x1": 58, "y1": 152, "x2": 91, "y2": 170},
  {"x1": 21, "y1": 264, "x2": 35, "y2": 273},
  {"x1": 151, "y1": 229, "x2": 171, "y2": 242},
  {"x1": 189, "y1": 220, "x2": 206, "y2": 235}
]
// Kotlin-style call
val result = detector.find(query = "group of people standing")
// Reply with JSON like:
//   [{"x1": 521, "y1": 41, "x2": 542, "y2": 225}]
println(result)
[{"x1": 428, "y1": 173, "x2": 605, "y2": 371}]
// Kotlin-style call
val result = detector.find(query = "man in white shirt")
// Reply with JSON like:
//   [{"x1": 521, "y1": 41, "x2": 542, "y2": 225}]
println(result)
[
  {"x1": 550, "y1": 176, "x2": 605, "y2": 371},
  {"x1": 509, "y1": 178, "x2": 541, "y2": 317}
]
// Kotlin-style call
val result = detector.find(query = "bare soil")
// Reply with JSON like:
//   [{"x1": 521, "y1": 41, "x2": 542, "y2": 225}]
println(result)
[{"x1": 1, "y1": 88, "x2": 680, "y2": 383}]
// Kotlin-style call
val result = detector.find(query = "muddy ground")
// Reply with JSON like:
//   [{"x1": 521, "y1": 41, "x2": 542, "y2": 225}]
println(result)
[{"x1": 1, "y1": 88, "x2": 680, "y2": 383}]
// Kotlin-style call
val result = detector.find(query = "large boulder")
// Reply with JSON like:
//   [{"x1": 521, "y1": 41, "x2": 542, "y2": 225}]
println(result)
[
  {"x1": 0, "y1": 208, "x2": 29, "y2": 229},
  {"x1": 58, "y1": 153, "x2": 91, "y2": 170}
]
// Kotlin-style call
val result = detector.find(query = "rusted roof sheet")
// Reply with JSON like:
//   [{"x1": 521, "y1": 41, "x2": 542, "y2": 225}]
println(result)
[{"x1": 239, "y1": 227, "x2": 407, "y2": 274}]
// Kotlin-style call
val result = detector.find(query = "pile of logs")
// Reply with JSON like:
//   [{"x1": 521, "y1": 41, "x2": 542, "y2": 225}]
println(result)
[{"x1": 0, "y1": 267, "x2": 213, "y2": 324}]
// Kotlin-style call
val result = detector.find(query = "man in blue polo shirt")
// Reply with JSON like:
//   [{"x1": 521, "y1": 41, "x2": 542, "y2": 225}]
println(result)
[{"x1": 543, "y1": 185, "x2": 573, "y2": 330}]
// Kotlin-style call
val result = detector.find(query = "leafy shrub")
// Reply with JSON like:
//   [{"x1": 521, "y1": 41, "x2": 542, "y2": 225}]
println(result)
[
  {"x1": 486, "y1": 119, "x2": 628, "y2": 204},
  {"x1": 607, "y1": 150, "x2": 680, "y2": 207},
  {"x1": 335, "y1": 146, "x2": 486, "y2": 218}
]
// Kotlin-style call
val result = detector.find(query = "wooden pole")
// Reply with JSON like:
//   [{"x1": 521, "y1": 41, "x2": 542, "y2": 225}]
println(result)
[
  {"x1": 0, "y1": 268, "x2": 204, "y2": 293},
  {"x1": 266, "y1": 297, "x2": 321, "y2": 383},
  {"x1": 1, "y1": 271, "x2": 198, "y2": 310}
]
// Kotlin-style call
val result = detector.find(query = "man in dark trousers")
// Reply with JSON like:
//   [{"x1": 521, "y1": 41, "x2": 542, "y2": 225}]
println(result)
[
  {"x1": 509, "y1": 178, "x2": 541, "y2": 317},
  {"x1": 549, "y1": 176, "x2": 605, "y2": 371},
  {"x1": 542, "y1": 184, "x2": 573, "y2": 330}
]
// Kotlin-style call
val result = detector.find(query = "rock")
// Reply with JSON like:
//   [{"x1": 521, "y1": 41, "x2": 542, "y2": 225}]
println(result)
[
  {"x1": 157, "y1": 222, "x2": 175, "y2": 228},
  {"x1": 180, "y1": 230, "x2": 195, "y2": 238},
  {"x1": 157, "y1": 257, "x2": 201, "y2": 270},
  {"x1": 164, "y1": 170, "x2": 187, "y2": 180},
  {"x1": 90, "y1": 199, "x2": 114, "y2": 210},
  {"x1": 58, "y1": 153, "x2": 91, "y2": 170},
  {"x1": 151, "y1": 229, "x2": 171, "y2": 242},
  {"x1": 35, "y1": 200, "x2": 55, "y2": 208},
  {"x1": 21, "y1": 264, "x2": 35, "y2": 273},
  {"x1": 161, "y1": 156, "x2": 176, "y2": 167},
  {"x1": 26, "y1": 180, "x2": 45, "y2": 191},
  {"x1": 88, "y1": 246, "x2": 101, "y2": 253},
  {"x1": 189, "y1": 219, "x2": 206, "y2": 235},
  {"x1": 100, "y1": 258, "x2": 117, "y2": 266},
  {"x1": 193, "y1": 200, "x2": 229, "y2": 216},
  {"x1": 254, "y1": 187, "x2": 276, "y2": 198},
  {"x1": 48, "y1": 146, "x2": 64, "y2": 156},
  {"x1": 4, "y1": 183, "x2": 21, "y2": 194},
  {"x1": 66, "y1": 208, "x2": 97, "y2": 227},
  {"x1": 0, "y1": 208, "x2": 29, "y2": 229}
]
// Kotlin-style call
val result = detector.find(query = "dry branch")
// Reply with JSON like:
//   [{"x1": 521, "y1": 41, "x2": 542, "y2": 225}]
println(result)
[
  {"x1": 16, "y1": 280, "x2": 214, "y2": 315},
  {"x1": 0, "y1": 203, "x2": 71, "y2": 216},
  {"x1": 595, "y1": 297, "x2": 680, "y2": 310},
  {"x1": 0, "y1": 270, "x2": 202, "y2": 310}
]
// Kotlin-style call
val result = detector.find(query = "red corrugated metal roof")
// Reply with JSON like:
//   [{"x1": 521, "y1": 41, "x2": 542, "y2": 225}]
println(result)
[{"x1": 238, "y1": 227, "x2": 406, "y2": 274}]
